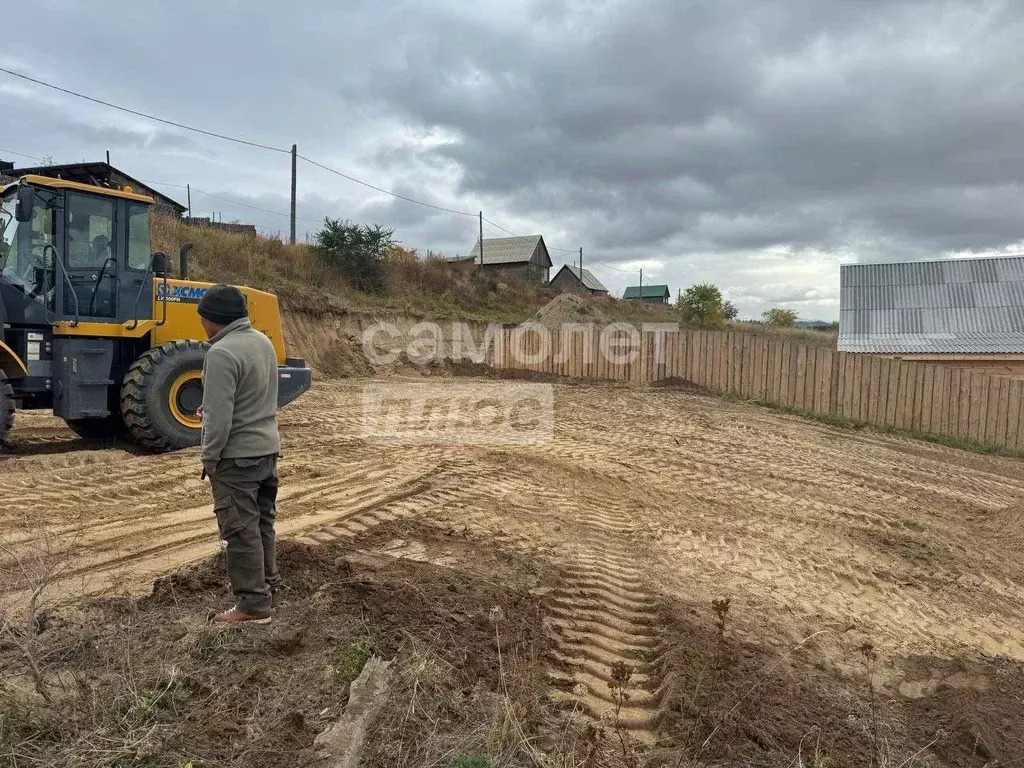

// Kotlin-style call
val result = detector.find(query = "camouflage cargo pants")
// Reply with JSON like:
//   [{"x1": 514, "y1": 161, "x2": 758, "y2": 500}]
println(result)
[{"x1": 209, "y1": 455, "x2": 280, "y2": 614}]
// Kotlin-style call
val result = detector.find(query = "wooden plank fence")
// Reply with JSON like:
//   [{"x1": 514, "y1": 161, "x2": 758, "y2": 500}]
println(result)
[{"x1": 488, "y1": 327, "x2": 1024, "y2": 451}]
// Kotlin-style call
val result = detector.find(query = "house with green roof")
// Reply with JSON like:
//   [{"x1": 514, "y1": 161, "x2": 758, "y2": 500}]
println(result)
[{"x1": 622, "y1": 284, "x2": 671, "y2": 305}]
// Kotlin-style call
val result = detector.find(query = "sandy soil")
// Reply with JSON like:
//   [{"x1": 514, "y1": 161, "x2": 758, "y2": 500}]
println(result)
[{"x1": 4, "y1": 377, "x2": 1024, "y2": 759}]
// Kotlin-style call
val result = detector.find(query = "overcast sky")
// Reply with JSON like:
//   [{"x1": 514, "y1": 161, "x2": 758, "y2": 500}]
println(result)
[{"x1": 2, "y1": 0, "x2": 1023, "y2": 320}]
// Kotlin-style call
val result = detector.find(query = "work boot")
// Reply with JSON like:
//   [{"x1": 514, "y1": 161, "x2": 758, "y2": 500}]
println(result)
[{"x1": 211, "y1": 605, "x2": 272, "y2": 626}]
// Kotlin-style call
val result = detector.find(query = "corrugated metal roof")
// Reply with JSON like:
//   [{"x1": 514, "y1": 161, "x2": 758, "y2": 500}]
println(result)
[
  {"x1": 623, "y1": 284, "x2": 670, "y2": 299},
  {"x1": 838, "y1": 255, "x2": 1024, "y2": 353},
  {"x1": 467, "y1": 236, "x2": 548, "y2": 265},
  {"x1": 556, "y1": 265, "x2": 608, "y2": 292}
]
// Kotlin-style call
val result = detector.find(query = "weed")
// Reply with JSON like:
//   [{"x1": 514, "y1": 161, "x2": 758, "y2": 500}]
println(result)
[
  {"x1": 452, "y1": 757, "x2": 490, "y2": 768},
  {"x1": 749, "y1": 400, "x2": 1024, "y2": 458},
  {"x1": 0, "y1": 531, "x2": 76, "y2": 704},
  {"x1": 190, "y1": 628, "x2": 230, "y2": 659},
  {"x1": 608, "y1": 660, "x2": 639, "y2": 768},
  {"x1": 332, "y1": 636, "x2": 374, "y2": 685},
  {"x1": 0, "y1": 687, "x2": 59, "y2": 746},
  {"x1": 711, "y1": 597, "x2": 730, "y2": 646},
  {"x1": 860, "y1": 642, "x2": 880, "y2": 768}
]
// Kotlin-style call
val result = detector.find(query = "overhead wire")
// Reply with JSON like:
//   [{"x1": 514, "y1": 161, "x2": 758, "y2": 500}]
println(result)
[
  {"x1": 297, "y1": 154, "x2": 477, "y2": 218},
  {"x1": 0, "y1": 69, "x2": 620, "y2": 265},
  {"x1": 482, "y1": 216, "x2": 578, "y2": 253},
  {"x1": 0, "y1": 147, "x2": 44, "y2": 162},
  {"x1": 0, "y1": 66, "x2": 291, "y2": 154},
  {"x1": 134, "y1": 179, "x2": 320, "y2": 223}
]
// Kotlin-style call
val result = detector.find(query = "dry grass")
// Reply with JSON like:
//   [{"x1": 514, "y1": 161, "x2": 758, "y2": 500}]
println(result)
[
  {"x1": 748, "y1": 399, "x2": 1024, "y2": 458},
  {"x1": 723, "y1": 321, "x2": 838, "y2": 348},
  {"x1": 0, "y1": 528, "x2": 562, "y2": 768},
  {"x1": 151, "y1": 212, "x2": 343, "y2": 299},
  {"x1": 152, "y1": 214, "x2": 562, "y2": 324},
  {"x1": 155, "y1": 213, "x2": 816, "y2": 330},
  {"x1": 360, "y1": 632, "x2": 608, "y2": 768}
]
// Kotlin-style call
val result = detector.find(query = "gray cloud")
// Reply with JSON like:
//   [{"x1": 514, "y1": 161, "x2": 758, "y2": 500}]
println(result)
[{"x1": 2, "y1": 0, "x2": 1023, "y2": 320}]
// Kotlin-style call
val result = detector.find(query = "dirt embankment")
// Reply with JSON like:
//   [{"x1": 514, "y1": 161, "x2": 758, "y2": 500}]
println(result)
[{"x1": 281, "y1": 303, "x2": 500, "y2": 379}]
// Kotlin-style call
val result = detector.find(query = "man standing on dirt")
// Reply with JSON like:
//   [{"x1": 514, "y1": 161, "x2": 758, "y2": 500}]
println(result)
[{"x1": 197, "y1": 284, "x2": 282, "y2": 625}]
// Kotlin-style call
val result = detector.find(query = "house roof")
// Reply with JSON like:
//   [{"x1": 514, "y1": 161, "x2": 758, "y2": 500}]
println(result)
[
  {"x1": 838, "y1": 255, "x2": 1024, "y2": 354},
  {"x1": 447, "y1": 235, "x2": 552, "y2": 267},
  {"x1": 553, "y1": 264, "x2": 608, "y2": 292},
  {"x1": 623, "y1": 284, "x2": 670, "y2": 299},
  {"x1": 2, "y1": 162, "x2": 187, "y2": 213}
]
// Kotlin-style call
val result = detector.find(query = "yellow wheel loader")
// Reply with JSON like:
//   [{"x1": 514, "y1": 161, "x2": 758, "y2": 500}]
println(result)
[{"x1": 0, "y1": 175, "x2": 311, "y2": 450}]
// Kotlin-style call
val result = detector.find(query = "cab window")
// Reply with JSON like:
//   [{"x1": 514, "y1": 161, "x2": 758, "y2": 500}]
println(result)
[
  {"x1": 66, "y1": 193, "x2": 116, "y2": 269},
  {"x1": 127, "y1": 203, "x2": 151, "y2": 271},
  {"x1": 0, "y1": 188, "x2": 57, "y2": 308}
]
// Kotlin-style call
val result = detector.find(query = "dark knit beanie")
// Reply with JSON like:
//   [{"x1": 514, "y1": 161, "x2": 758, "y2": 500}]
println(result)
[{"x1": 197, "y1": 284, "x2": 248, "y2": 325}]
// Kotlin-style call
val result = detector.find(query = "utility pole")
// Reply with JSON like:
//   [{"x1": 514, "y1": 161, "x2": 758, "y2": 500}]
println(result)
[
  {"x1": 479, "y1": 211, "x2": 484, "y2": 266},
  {"x1": 186, "y1": 184, "x2": 192, "y2": 220},
  {"x1": 579, "y1": 246, "x2": 583, "y2": 274},
  {"x1": 289, "y1": 144, "x2": 297, "y2": 245},
  {"x1": 639, "y1": 268, "x2": 643, "y2": 299}
]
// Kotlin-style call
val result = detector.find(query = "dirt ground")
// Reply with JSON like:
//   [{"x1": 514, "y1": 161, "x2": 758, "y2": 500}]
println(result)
[{"x1": 4, "y1": 377, "x2": 1024, "y2": 766}]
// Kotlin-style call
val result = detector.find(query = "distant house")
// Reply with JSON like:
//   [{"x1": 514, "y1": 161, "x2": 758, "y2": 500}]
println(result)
[
  {"x1": 549, "y1": 265, "x2": 609, "y2": 296},
  {"x1": 839, "y1": 255, "x2": 1024, "y2": 379},
  {"x1": 447, "y1": 235, "x2": 552, "y2": 284},
  {"x1": 0, "y1": 160, "x2": 187, "y2": 216},
  {"x1": 623, "y1": 284, "x2": 671, "y2": 304}
]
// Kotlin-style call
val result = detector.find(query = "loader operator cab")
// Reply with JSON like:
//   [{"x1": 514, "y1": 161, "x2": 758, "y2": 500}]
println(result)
[
  {"x1": 0, "y1": 177, "x2": 155, "y2": 327},
  {"x1": 0, "y1": 176, "x2": 312, "y2": 451}
]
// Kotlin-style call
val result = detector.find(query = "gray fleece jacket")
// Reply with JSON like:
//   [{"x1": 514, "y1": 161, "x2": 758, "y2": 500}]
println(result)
[{"x1": 200, "y1": 317, "x2": 280, "y2": 471}]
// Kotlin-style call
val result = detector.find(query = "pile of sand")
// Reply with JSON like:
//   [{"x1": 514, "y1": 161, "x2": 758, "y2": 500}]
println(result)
[{"x1": 530, "y1": 293, "x2": 609, "y2": 331}]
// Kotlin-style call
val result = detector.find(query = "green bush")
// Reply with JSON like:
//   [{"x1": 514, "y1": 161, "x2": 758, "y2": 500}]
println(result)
[
  {"x1": 763, "y1": 307, "x2": 798, "y2": 327},
  {"x1": 679, "y1": 283, "x2": 728, "y2": 327},
  {"x1": 315, "y1": 218, "x2": 396, "y2": 294}
]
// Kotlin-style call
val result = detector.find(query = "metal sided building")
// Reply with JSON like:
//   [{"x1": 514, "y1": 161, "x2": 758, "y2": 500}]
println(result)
[{"x1": 838, "y1": 255, "x2": 1024, "y2": 380}]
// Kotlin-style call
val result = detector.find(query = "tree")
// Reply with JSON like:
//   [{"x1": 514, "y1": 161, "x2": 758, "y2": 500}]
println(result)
[
  {"x1": 678, "y1": 283, "x2": 726, "y2": 327},
  {"x1": 723, "y1": 300, "x2": 739, "y2": 321},
  {"x1": 763, "y1": 307, "x2": 798, "y2": 328},
  {"x1": 315, "y1": 218, "x2": 396, "y2": 294}
]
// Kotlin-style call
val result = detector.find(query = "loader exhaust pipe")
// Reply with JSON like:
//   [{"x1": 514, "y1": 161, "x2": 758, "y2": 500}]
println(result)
[{"x1": 179, "y1": 243, "x2": 194, "y2": 279}]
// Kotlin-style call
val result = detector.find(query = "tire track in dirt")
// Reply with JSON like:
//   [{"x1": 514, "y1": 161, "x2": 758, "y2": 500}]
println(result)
[
  {"x1": 541, "y1": 499, "x2": 664, "y2": 744},
  {"x1": 7, "y1": 450, "x2": 467, "y2": 601}
]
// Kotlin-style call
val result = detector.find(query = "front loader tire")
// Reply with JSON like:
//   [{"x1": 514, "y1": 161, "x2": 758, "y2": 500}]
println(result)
[
  {"x1": 121, "y1": 340, "x2": 209, "y2": 452},
  {"x1": 0, "y1": 371, "x2": 14, "y2": 446}
]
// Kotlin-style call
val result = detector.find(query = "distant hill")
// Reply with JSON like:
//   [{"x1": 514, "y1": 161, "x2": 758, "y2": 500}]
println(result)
[{"x1": 795, "y1": 320, "x2": 834, "y2": 329}]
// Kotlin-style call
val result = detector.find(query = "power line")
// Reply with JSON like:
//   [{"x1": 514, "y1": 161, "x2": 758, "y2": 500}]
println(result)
[
  {"x1": 297, "y1": 154, "x2": 478, "y2": 218},
  {"x1": 141, "y1": 179, "x2": 322, "y2": 223},
  {"x1": 194, "y1": 187, "x2": 322, "y2": 223},
  {"x1": 0, "y1": 147, "x2": 43, "y2": 162},
  {"x1": 588, "y1": 259, "x2": 633, "y2": 274},
  {"x1": 0, "y1": 70, "x2": 599, "y2": 256},
  {"x1": 482, "y1": 216, "x2": 579, "y2": 253},
  {"x1": 1, "y1": 65, "x2": 482, "y2": 221},
  {"x1": 0, "y1": 66, "x2": 291, "y2": 154}
]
